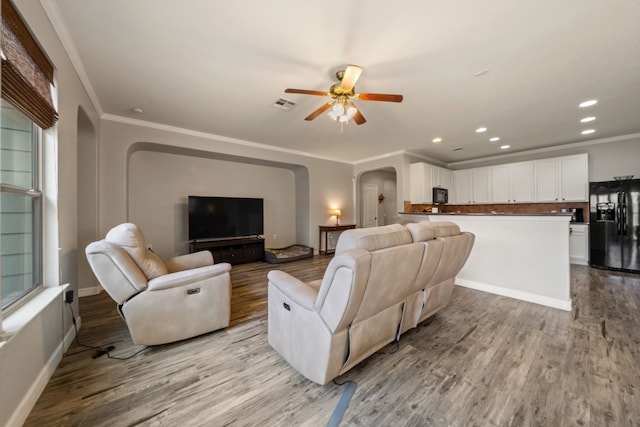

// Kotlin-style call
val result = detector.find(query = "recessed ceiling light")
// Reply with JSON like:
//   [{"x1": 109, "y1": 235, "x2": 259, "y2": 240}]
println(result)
[
  {"x1": 581, "y1": 129, "x2": 595, "y2": 135},
  {"x1": 489, "y1": 137, "x2": 500, "y2": 142},
  {"x1": 432, "y1": 137, "x2": 442, "y2": 143},
  {"x1": 500, "y1": 145, "x2": 511, "y2": 150},
  {"x1": 131, "y1": 107, "x2": 144, "y2": 114},
  {"x1": 580, "y1": 116, "x2": 596, "y2": 123},
  {"x1": 579, "y1": 100, "x2": 597, "y2": 108},
  {"x1": 476, "y1": 127, "x2": 487, "y2": 133}
]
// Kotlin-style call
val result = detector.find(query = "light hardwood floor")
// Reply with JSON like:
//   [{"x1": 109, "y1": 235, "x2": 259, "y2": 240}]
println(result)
[{"x1": 25, "y1": 258, "x2": 640, "y2": 426}]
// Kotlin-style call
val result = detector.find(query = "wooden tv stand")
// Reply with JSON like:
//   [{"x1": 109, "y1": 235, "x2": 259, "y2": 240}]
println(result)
[{"x1": 190, "y1": 236, "x2": 265, "y2": 265}]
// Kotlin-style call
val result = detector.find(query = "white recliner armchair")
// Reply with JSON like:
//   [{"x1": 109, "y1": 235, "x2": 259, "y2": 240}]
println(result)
[{"x1": 85, "y1": 223, "x2": 232, "y2": 345}]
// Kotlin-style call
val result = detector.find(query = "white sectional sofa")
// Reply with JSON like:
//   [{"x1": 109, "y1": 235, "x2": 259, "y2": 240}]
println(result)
[{"x1": 267, "y1": 221, "x2": 475, "y2": 385}]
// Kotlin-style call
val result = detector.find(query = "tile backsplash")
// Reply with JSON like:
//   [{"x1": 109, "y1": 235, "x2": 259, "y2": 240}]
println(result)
[{"x1": 404, "y1": 201, "x2": 590, "y2": 222}]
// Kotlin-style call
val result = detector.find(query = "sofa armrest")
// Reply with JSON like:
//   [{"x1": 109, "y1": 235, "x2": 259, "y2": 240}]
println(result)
[
  {"x1": 147, "y1": 263, "x2": 231, "y2": 291},
  {"x1": 163, "y1": 251, "x2": 214, "y2": 273},
  {"x1": 267, "y1": 270, "x2": 318, "y2": 310}
]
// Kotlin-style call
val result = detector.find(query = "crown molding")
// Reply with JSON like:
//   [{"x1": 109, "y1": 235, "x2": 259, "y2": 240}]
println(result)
[{"x1": 101, "y1": 114, "x2": 352, "y2": 165}]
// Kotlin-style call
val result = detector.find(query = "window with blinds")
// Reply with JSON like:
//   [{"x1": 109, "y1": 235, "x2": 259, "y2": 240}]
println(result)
[{"x1": 1, "y1": 99, "x2": 42, "y2": 309}]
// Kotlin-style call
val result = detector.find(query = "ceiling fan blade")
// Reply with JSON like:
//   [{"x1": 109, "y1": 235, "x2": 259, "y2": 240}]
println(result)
[
  {"x1": 352, "y1": 109, "x2": 366, "y2": 125},
  {"x1": 356, "y1": 93, "x2": 404, "y2": 102},
  {"x1": 339, "y1": 65, "x2": 364, "y2": 92},
  {"x1": 305, "y1": 103, "x2": 333, "y2": 121},
  {"x1": 285, "y1": 88, "x2": 330, "y2": 97}
]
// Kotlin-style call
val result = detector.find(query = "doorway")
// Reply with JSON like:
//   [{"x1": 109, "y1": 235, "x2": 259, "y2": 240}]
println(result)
[{"x1": 359, "y1": 168, "x2": 398, "y2": 227}]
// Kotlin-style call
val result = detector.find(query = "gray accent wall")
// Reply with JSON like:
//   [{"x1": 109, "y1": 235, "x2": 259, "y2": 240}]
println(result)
[{"x1": 128, "y1": 149, "x2": 297, "y2": 257}]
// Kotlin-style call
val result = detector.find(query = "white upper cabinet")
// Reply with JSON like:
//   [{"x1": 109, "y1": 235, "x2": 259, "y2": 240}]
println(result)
[
  {"x1": 535, "y1": 158, "x2": 561, "y2": 202},
  {"x1": 492, "y1": 161, "x2": 535, "y2": 203},
  {"x1": 511, "y1": 161, "x2": 535, "y2": 203},
  {"x1": 535, "y1": 153, "x2": 588, "y2": 202},
  {"x1": 454, "y1": 169, "x2": 472, "y2": 204},
  {"x1": 410, "y1": 162, "x2": 433, "y2": 204},
  {"x1": 472, "y1": 167, "x2": 491, "y2": 203},
  {"x1": 561, "y1": 154, "x2": 588, "y2": 201},
  {"x1": 490, "y1": 164, "x2": 511, "y2": 203},
  {"x1": 410, "y1": 162, "x2": 455, "y2": 204},
  {"x1": 455, "y1": 167, "x2": 490, "y2": 204}
]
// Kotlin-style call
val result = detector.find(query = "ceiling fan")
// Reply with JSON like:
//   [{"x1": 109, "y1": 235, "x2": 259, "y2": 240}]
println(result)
[{"x1": 285, "y1": 65, "x2": 403, "y2": 125}]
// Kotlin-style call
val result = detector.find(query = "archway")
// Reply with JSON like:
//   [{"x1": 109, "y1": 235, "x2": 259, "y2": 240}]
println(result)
[{"x1": 357, "y1": 168, "x2": 398, "y2": 227}]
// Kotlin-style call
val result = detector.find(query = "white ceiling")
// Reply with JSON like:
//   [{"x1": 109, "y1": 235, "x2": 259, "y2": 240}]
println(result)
[{"x1": 44, "y1": 0, "x2": 640, "y2": 164}]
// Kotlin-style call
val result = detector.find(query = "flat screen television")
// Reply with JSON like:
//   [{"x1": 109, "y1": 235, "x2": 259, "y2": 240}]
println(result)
[{"x1": 188, "y1": 196, "x2": 264, "y2": 241}]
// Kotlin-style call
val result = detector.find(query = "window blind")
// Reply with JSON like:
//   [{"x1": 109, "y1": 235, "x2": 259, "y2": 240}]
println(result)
[{"x1": 1, "y1": 0, "x2": 57, "y2": 129}]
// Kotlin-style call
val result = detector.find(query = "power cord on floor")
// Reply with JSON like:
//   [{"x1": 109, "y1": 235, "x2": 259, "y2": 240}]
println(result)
[
  {"x1": 328, "y1": 379, "x2": 357, "y2": 427},
  {"x1": 65, "y1": 291, "x2": 147, "y2": 361}
]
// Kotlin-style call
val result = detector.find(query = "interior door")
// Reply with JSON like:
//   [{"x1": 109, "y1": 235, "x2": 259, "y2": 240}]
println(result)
[{"x1": 363, "y1": 184, "x2": 378, "y2": 228}]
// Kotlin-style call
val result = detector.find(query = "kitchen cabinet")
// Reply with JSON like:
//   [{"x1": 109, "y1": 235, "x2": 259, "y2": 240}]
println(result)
[
  {"x1": 569, "y1": 223, "x2": 589, "y2": 265},
  {"x1": 491, "y1": 161, "x2": 535, "y2": 203},
  {"x1": 535, "y1": 154, "x2": 588, "y2": 202},
  {"x1": 561, "y1": 154, "x2": 588, "y2": 201},
  {"x1": 454, "y1": 168, "x2": 489, "y2": 204},
  {"x1": 432, "y1": 165, "x2": 453, "y2": 189},
  {"x1": 454, "y1": 169, "x2": 472, "y2": 204},
  {"x1": 410, "y1": 162, "x2": 454, "y2": 204},
  {"x1": 472, "y1": 167, "x2": 491, "y2": 203},
  {"x1": 410, "y1": 162, "x2": 433, "y2": 203},
  {"x1": 535, "y1": 158, "x2": 561, "y2": 202}
]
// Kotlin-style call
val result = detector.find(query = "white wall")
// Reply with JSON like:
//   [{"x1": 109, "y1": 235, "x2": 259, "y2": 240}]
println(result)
[
  {"x1": 99, "y1": 119, "x2": 354, "y2": 256},
  {"x1": 128, "y1": 149, "x2": 297, "y2": 256},
  {"x1": 0, "y1": 1, "x2": 100, "y2": 426}
]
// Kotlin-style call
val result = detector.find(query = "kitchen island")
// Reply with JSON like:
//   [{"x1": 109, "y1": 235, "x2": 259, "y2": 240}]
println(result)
[{"x1": 399, "y1": 212, "x2": 572, "y2": 311}]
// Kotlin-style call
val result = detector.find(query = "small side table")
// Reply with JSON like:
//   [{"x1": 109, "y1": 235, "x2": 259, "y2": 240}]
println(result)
[{"x1": 319, "y1": 224, "x2": 356, "y2": 255}]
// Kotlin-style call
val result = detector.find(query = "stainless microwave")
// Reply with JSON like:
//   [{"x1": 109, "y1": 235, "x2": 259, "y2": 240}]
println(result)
[{"x1": 432, "y1": 187, "x2": 448, "y2": 204}]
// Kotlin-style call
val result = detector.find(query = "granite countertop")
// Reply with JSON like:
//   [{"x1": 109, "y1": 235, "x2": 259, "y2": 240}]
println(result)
[
  {"x1": 400, "y1": 211, "x2": 589, "y2": 224},
  {"x1": 400, "y1": 211, "x2": 573, "y2": 217}
]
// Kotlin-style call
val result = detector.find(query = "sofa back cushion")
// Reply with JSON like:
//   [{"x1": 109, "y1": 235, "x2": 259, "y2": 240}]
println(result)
[
  {"x1": 315, "y1": 249, "x2": 372, "y2": 333},
  {"x1": 351, "y1": 242, "x2": 424, "y2": 323},
  {"x1": 85, "y1": 240, "x2": 149, "y2": 303},
  {"x1": 106, "y1": 223, "x2": 168, "y2": 279},
  {"x1": 405, "y1": 221, "x2": 437, "y2": 242},
  {"x1": 430, "y1": 221, "x2": 461, "y2": 238},
  {"x1": 335, "y1": 224, "x2": 412, "y2": 254}
]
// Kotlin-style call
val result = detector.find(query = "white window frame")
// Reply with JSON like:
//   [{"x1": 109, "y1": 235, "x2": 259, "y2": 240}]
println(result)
[{"x1": 1, "y1": 102, "x2": 43, "y2": 315}]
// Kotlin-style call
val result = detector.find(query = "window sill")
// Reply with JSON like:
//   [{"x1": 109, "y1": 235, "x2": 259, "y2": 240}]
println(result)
[{"x1": 0, "y1": 284, "x2": 69, "y2": 348}]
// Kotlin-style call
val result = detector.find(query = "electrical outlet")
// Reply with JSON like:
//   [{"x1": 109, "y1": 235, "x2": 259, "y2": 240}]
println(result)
[
  {"x1": 64, "y1": 290, "x2": 74, "y2": 304},
  {"x1": 146, "y1": 244, "x2": 153, "y2": 251},
  {"x1": 272, "y1": 234, "x2": 277, "y2": 240}
]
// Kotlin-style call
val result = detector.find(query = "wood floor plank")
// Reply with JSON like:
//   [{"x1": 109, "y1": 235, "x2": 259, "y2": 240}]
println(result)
[{"x1": 24, "y1": 258, "x2": 640, "y2": 426}]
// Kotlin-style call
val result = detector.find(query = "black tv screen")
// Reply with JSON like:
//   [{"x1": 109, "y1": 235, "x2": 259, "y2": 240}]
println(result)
[{"x1": 188, "y1": 196, "x2": 264, "y2": 240}]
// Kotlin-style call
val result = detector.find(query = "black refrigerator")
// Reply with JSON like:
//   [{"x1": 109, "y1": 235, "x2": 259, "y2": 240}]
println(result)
[{"x1": 589, "y1": 178, "x2": 640, "y2": 273}]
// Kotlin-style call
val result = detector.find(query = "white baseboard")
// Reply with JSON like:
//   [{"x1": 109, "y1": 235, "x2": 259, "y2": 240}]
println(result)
[
  {"x1": 455, "y1": 278, "x2": 572, "y2": 312},
  {"x1": 78, "y1": 286, "x2": 101, "y2": 297},
  {"x1": 6, "y1": 326, "x2": 72, "y2": 427},
  {"x1": 63, "y1": 315, "x2": 80, "y2": 350}
]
